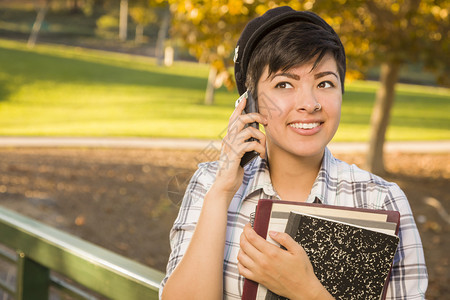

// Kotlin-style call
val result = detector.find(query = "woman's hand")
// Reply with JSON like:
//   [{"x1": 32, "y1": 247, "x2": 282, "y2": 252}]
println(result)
[
  {"x1": 213, "y1": 97, "x2": 267, "y2": 200},
  {"x1": 237, "y1": 223, "x2": 333, "y2": 300}
]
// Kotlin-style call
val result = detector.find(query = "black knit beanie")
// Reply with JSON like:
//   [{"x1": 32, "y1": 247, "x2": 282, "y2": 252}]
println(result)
[{"x1": 234, "y1": 6, "x2": 346, "y2": 95}]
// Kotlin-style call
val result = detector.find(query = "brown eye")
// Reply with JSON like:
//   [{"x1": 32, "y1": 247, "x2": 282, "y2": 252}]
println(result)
[
  {"x1": 318, "y1": 81, "x2": 334, "y2": 89},
  {"x1": 275, "y1": 82, "x2": 293, "y2": 89}
]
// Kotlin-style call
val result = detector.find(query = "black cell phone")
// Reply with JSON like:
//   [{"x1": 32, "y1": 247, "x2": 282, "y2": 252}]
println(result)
[{"x1": 235, "y1": 90, "x2": 259, "y2": 167}]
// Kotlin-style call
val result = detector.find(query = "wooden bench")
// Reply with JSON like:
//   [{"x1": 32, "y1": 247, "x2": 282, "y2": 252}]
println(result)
[{"x1": 0, "y1": 206, "x2": 164, "y2": 299}]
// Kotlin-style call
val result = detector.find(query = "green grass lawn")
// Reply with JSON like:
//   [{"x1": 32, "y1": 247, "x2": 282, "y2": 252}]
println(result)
[{"x1": 0, "y1": 38, "x2": 449, "y2": 141}]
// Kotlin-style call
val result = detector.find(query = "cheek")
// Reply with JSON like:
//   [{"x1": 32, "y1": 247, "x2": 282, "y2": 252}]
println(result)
[
  {"x1": 332, "y1": 102, "x2": 342, "y2": 121},
  {"x1": 263, "y1": 112, "x2": 287, "y2": 143},
  {"x1": 323, "y1": 94, "x2": 342, "y2": 117},
  {"x1": 326, "y1": 98, "x2": 342, "y2": 131},
  {"x1": 261, "y1": 105, "x2": 289, "y2": 136},
  {"x1": 258, "y1": 94, "x2": 291, "y2": 122}
]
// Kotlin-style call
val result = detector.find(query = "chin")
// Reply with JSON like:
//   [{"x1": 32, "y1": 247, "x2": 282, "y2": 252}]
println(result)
[
  {"x1": 291, "y1": 146, "x2": 326, "y2": 159},
  {"x1": 272, "y1": 140, "x2": 327, "y2": 160}
]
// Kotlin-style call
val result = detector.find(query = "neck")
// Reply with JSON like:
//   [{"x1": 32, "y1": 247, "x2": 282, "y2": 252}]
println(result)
[{"x1": 267, "y1": 147, "x2": 324, "y2": 203}]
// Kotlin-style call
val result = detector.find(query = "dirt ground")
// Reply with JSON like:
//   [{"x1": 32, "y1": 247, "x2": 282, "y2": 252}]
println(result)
[{"x1": 0, "y1": 147, "x2": 448, "y2": 299}]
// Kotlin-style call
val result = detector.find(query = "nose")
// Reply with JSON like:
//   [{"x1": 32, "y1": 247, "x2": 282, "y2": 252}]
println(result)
[{"x1": 295, "y1": 88, "x2": 318, "y2": 113}]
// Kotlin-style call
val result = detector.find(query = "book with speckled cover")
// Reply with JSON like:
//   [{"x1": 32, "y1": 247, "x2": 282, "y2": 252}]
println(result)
[{"x1": 265, "y1": 211, "x2": 400, "y2": 300}]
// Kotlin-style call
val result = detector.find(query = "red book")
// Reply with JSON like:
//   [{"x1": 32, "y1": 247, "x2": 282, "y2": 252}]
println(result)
[{"x1": 242, "y1": 198, "x2": 400, "y2": 300}]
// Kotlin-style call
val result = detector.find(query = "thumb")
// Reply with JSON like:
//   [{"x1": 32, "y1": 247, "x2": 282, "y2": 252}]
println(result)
[{"x1": 269, "y1": 231, "x2": 300, "y2": 253}]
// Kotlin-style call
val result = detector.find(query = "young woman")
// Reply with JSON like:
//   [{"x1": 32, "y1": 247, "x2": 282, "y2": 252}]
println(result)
[{"x1": 160, "y1": 6, "x2": 427, "y2": 299}]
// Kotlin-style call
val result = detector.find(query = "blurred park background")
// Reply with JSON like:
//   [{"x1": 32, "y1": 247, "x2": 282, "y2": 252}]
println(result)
[{"x1": 0, "y1": 0, "x2": 449, "y2": 299}]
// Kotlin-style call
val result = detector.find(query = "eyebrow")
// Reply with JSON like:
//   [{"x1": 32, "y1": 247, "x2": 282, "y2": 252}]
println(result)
[
  {"x1": 314, "y1": 71, "x2": 339, "y2": 80},
  {"x1": 270, "y1": 71, "x2": 339, "y2": 81},
  {"x1": 271, "y1": 72, "x2": 300, "y2": 81}
]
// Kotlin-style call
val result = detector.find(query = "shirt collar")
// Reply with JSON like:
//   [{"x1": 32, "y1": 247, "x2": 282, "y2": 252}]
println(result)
[
  {"x1": 243, "y1": 157, "x2": 277, "y2": 199},
  {"x1": 243, "y1": 147, "x2": 337, "y2": 204},
  {"x1": 308, "y1": 147, "x2": 337, "y2": 205}
]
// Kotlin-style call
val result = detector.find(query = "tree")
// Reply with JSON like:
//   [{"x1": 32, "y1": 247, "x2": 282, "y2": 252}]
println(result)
[
  {"x1": 68, "y1": 0, "x2": 83, "y2": 14},
  {"x1": 153, "y1": 2, "x2": 171, "y2": 66},
  {"x1": 129, "y1": 0, "x2": 157, "y2": 44},
  {"x1": 167, "y1": 0, "x2": 285, "y2": 104},
  {"x1": 27, "y1": 0, "x2": 50, "y2": 48},
  {"x1": 310, "y1": 0, "x2": 449, "y2": 174},
  {"x1": 119, "y1": 0, "x2": 129, "y2": 41}
]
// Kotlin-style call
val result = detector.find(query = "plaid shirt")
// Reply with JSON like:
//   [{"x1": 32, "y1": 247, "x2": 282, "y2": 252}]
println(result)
[{"x1": 160, "y1": 148, "x2": 428, "y2": 299}]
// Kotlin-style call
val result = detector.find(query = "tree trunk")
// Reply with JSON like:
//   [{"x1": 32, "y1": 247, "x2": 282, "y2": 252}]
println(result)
[
  {"x1": 205, "y1": 66, "x2": 217, "y2": 105},
  {"x1": 119, "y1": 0, "x2": 128, "y2": 42},
  {"x1": 70, "y1": 0, "x2": 81, "y2": 14},
  {"x1": 156, "y1": 6, "x2": 170, "y2": 66},
  {"x1": 27, "y1": 1, "x2": 49, "y2": 48},
  {"x1": 366, "y1": 62, "x2": 401, "y2": 175},
  {"x1": 135, "y1": 24, "x2": 144, "y2": 44}
]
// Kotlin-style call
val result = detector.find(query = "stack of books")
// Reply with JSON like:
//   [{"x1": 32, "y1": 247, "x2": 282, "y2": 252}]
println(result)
[{"x1": 242, "y1": 199, "x2": 400, "y2": 300}]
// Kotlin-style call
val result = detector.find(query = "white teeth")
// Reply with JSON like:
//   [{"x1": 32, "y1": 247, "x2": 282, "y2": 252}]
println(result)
[{"x1": 289, "y1": 122, "x2": 320, "y2": 129}]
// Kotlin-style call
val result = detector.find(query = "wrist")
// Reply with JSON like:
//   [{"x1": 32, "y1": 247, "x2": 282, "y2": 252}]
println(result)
[
  {"x1": 205, "y1": 183, "x2": 236, "y2": 207},
  {"x1": 210, "y1": 178, "x2": 240, "y2": 201},
  {"x1": 290, "y1": 278, "x2": 333, "y2": 300},
  {"x1": 308, "y1": 280, "x2": 333, "y2": 300}
]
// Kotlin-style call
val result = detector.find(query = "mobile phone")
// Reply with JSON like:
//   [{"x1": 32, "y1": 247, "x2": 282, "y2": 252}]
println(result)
[{"x1": 234, "y1": 90, "x2": 259, "y2": 167}]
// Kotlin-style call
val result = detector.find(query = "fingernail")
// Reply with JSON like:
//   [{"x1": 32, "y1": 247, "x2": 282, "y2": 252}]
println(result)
[{"x1": 269, "y1": 231, "x2": 278, "y2": 237}]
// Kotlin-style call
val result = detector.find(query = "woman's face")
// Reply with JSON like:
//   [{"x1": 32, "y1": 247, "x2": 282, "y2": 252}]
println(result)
[{"x1": 257, "y1": 53, "x2": 342, "y2": 160}]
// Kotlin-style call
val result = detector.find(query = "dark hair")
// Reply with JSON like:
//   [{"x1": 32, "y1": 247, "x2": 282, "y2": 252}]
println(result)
[{"x1": 245, "y1": 21, "x2": 346, "y2": 96}]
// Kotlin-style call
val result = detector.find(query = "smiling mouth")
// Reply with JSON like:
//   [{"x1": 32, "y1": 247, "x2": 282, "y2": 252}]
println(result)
[{"x1": 289, "y1": 122, "x2": 322, "y2": 129}]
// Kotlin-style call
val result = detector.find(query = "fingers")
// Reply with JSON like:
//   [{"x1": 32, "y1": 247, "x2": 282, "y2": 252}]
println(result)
[
  {"x1": 237, "y1": 249, "x2": 254, "y2": 278},
  {"x1": 229, "y1": 96, "x2": 268, "y2": 132},
  {"x1": 226, "y1": 103, "x2": 267, "y2": 145},
  {"x1": 269, "y1": 231, "x2": 302, "y2": 254},
  {"x1": 237, "y1": 223, "x2": 263, "y2": 280},
  {"x1": 232, "y1": 124, "x2": 266, "y2": 143},
  {"x1": 230, "y1": 127, "x2": 266, "y2": 156},
  {"x1": 238, "y1": 224, "x2": 277, "y2": 269},
  {"x1": 238, "y1": 224, "x2": 294, "y2": 283},
  {"x1": 222, "y1": 95, "x2": 268, "y2": 164},
  {"x1": 239, "y1": 223, "x2": 263, "y2": 257},
  {"x1": 229, "y1": 94, "x2": 247, "y2": 125},
  {"x1": 228, "y1": 114, "x2": 267, "y2": 138},
  {"x1": 222, "y1": 122, "x2": 266, "y2": 165},
  {"x1": 241, "y1": 223, "x2": 269, "y2": 252}
]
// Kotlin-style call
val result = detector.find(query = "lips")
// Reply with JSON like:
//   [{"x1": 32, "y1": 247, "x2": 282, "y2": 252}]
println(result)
[{"x1": 288, "y1": 122, "x2": 322, "y2": 129}]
